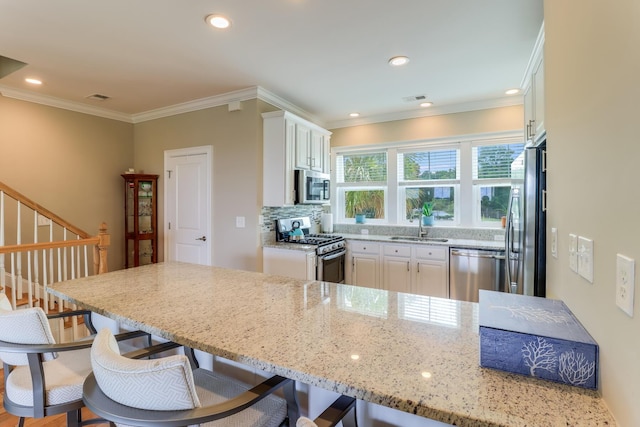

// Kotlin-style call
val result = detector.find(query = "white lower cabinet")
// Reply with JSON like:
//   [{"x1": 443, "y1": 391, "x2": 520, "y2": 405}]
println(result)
[
  {"x1": 347, "y1": 240, "x2": 448, "y2": 298},
  {"x1": 412, "y1": 246, "x2": 448, "y2": 298},
  {"x1": 346, "y1": 241, "x2": 381, "y2": 289},
  {"x1": 262, "y1": 247, "x2": 316, "y2": 280},
  {"x1": 383, "y1": 245, "x2": 412, "y2": 293}
]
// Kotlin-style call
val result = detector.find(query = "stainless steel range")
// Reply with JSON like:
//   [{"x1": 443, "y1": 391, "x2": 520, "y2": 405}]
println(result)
[{"x1": 275, "y1": 216, "x2": 345, "y2": 283}]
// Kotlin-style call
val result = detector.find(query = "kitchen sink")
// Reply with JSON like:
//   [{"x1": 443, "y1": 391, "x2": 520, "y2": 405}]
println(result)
[{"x1": 389, "y1": 236, "x2": 448, "y2": 242}]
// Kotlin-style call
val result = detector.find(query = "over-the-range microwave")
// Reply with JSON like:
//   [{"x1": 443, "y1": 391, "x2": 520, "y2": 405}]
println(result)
[{"x1": 295, "y1": 169, "x2": 330, "y2": 204}]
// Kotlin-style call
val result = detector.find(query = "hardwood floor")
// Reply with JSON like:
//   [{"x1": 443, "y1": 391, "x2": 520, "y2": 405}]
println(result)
[{"x1": 0, "y1": 369, "x2": 102, "y2": 427}]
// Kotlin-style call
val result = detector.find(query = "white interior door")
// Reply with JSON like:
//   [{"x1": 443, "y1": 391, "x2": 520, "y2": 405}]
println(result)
[{"x1": 164, "y1": 146, "x2": 212, "y2": 265}]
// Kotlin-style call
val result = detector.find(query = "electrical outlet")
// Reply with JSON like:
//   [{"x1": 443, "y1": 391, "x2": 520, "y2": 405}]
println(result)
[
  {"x1": 616, "y1": 254, "x2": 635, "y2": 317},
  {"x1": 569, "y1": 234, "x2": 578, "y2": 273},
  {"x1": 551, "y1": 228, "x2": 558, "y2": 258},
  {"x1": 235, "y1": 216, "x2": 245, "y2": 228},
  {"x1": 577, "y1": 236, "x2": 594, "y2": 283}
]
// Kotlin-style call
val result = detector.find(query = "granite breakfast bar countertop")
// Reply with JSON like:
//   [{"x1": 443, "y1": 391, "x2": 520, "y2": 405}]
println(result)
[{"x1": 48, "y1": 262, "x2": 615, "y2": 426}]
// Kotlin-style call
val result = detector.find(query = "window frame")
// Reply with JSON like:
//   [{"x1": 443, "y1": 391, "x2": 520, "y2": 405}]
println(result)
[
  {"x1": 334, "y1": 150, "x2": 389, "y2": 224},
  {"x1": 331, "y1": 131, "x2": 523, "y2": 228},
  {"x1": 397, "y1": 145, "x2": 461, "y2": 225},
  {"x1": 471, "y1": 140, "x2": 526, "y2": 226}
]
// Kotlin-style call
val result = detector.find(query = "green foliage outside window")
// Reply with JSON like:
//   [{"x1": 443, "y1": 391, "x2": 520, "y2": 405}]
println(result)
[{"x1": 343, "y1": 153, "x2": 386, "y2": 219}]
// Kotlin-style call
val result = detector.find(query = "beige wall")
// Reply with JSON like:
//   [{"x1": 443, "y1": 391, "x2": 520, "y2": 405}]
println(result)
[
  {"x1": 133, "y1": 99, "x2": 278, "y2": 271},
  {"x1": 330, "y1": 105, "x2": 523, "y2": 146},
  {"x1": 545, "y1": 1, "x2": 640, "y2": 425},
  {"x1": 0, "y1": 95, "x2": 134, "y2": 271}
]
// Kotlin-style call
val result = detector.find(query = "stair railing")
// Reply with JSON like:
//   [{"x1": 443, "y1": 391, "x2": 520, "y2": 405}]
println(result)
[{"x1": 0, "y1": 181, "x2": 110, "y2": 341}]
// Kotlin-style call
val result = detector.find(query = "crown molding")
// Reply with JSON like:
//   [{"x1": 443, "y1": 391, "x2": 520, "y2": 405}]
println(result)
[
  {"x1": 255, "y1": 87, "x2": 325, "y2": 127},
  {"x1": 326, "y1": 96, "x2": 524, "y2": 129},
  {"x1": 1, "y1": 83, "x2": 522, "y2": 130},
  {"x1": 131, "y1": 87, "x2": 262, "y2": 123},
  {"x1": 0, "y1": 85, "x2": 133, "y2": 123}
]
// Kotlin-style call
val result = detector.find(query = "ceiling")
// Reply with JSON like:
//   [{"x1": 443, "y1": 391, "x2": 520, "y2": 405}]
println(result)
[{"x1": 0, "y1": 0, "x2": 543, "y2": 128}]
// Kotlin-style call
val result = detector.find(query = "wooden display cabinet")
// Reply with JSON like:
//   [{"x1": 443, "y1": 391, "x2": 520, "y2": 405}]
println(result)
[{"x1": 122, "y1": 174, "x2": 159, "y2": 268}]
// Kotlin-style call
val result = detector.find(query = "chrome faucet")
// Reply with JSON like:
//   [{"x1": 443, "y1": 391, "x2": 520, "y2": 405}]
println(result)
[
  {"x1": 409, "y1": 209, "x2": 428, "y2": 238},
  {"x1": 418, "y1": 218, "x2": 429, "y2": 238}
]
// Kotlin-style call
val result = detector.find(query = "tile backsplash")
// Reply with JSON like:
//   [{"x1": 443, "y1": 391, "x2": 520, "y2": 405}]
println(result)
[
  {"x1": 261, "y1": 206, "x2": 505, "y2": 244},
  {"x1": 261, "y1": 205, "x2": 326, "y2": 243}
]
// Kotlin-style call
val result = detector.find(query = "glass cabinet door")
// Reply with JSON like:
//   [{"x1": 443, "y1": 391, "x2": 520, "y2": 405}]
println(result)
[
  {"x1": 126, "y1": 181, "x2": 135, "y2": 234},
  {"x1": 137, "y1": 180, "x2": 154, "y2": 234}
]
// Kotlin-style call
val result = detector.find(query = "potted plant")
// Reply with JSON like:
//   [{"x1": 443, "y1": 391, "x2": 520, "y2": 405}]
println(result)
[{"x1": 422, "y1": 201, "x2": 435, "y2": 226}]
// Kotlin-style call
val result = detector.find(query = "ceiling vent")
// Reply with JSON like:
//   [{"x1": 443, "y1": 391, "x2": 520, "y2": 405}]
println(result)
[
  {"x1": 86, "y1": 94, "x2": 110, "y2": 101},
  {"x1": 402, "y1": 95, "x2": 427, "y2": 102},
  {"x1": 0, "y1": 55, "x2": 27, "y2": 79}
]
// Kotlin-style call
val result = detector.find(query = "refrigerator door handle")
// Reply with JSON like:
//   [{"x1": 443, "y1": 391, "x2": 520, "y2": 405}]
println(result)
[{"x1": 505, "y1": 191, "x2": 518, "y2": 294}]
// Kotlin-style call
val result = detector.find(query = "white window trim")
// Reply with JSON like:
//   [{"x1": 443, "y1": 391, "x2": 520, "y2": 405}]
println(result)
[{"x1": 331, "y1": 130, "x2": 523, "y2": 228}]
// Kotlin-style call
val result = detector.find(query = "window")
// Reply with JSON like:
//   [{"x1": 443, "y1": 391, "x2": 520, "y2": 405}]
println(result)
[
  {"x1": 472, "y1": 142, "x2": 525, "y2": 224},
  {"x1": 335, "y1": 152, "x2": 387, "y2": 222},
  {"x1": 398, "y1": 148, "x2": 459, "y2": 224},
  {"x1": 332, "y1": 133, "x2": 524, "y2": 227}
]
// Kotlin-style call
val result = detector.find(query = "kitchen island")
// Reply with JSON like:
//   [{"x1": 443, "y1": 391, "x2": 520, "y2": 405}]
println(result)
[{"x1": 48, "y1": 262, "x2": 615, "y2": 426}]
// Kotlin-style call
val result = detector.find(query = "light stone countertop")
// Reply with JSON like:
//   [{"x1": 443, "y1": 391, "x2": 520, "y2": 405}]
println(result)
[
  {"x1": 263, "y1": 234, "x2": 505, "y2": 252},
  {"x1": 338, "y1": 233, "x2": 506, "y2": 251},
  {"x1": 49, "y1": 262, "x2": 615, "y2": 427}
]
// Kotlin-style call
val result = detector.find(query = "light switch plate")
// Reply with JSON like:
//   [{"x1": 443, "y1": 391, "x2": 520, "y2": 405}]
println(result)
[
  {"x1": 569, "y1": 234, "x2": 578, "y2": 273},
  {"x1": 551, "y1": 228, "x2": 558, "y2": 258},
  {"x1": 577, "y1": 236, "x2": 594, "y2": 283},
  {"x1": 616, "y1": 254, "x2": 635, "y2": 317}
]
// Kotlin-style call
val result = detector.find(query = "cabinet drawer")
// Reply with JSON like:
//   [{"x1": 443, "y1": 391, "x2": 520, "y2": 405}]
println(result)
[
  {"x1": 383, "y1": 244, "x2": 411, "y2": 257},
  {"x1": 348, "y1": 241, "x2": 380, "y2": 254},
  {"x1": 414, "y1": 246, "x2": 447, "y2": 261}
]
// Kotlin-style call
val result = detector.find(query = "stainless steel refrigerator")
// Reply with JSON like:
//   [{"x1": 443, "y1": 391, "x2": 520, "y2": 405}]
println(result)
[{"x1": 505, "y1": 139, "x2": 546, "y2": 297}]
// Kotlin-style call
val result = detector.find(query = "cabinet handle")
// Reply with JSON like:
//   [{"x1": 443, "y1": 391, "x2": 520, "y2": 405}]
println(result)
[
  {"x1": 529, "y1": 119, "x2": 536, "y2": 139},
  {"x1": 417, "y1": 262, "x2": 420, "y2": 273},
  {"x1": 407, "y1": 261, "x2": 410, "y2": 271},
  {"x1": 196, "y1": 236, "x2": 207, "y2": 241}
]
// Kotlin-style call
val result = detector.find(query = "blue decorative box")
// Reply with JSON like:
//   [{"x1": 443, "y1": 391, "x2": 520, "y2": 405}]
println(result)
[{"x1": 479, "y1": 290, "x2": 598, "y2": 389}]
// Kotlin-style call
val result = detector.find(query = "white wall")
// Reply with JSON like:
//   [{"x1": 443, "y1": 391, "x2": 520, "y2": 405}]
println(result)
[{"x1": 545, "y1": 1, "x2": 640, "y2": 425}]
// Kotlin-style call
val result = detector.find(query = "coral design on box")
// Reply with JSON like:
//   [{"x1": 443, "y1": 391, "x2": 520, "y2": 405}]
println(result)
[
  {"x1": 522, "y1": 337, "x2": 556, "y2": 376},
  {"x1": 558, "y1": 350, "x2": 596, "y2": 387},
  {"x1": 492, "y1": 304, "x2": 574, "y2": 325}
]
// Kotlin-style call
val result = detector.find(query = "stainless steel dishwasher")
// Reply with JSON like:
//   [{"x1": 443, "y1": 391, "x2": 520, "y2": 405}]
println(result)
[{"x1": 449, "y1": 248, "x2": 506, "y2": 302}]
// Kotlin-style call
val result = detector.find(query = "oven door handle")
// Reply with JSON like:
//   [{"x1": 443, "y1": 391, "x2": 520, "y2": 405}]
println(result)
[{"x1": 320, "y1": 249, "x2": 346, "y2": 261}]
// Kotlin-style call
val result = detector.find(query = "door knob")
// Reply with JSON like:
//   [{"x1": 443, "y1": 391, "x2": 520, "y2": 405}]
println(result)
[{"x1": 196, "y1": 236, "x2": 207, "y2": 241}]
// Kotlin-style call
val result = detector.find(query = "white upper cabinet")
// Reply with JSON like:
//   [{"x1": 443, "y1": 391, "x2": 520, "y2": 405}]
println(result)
[
  {"x1": 263, "y1": 111, "x2": 331, "y2": 206},
  {"x1": 296, "y1": 126, "x2": 330, "y2": 172},
  {"x1": 522, "y1": 25, "x2": 545, "y2": 143},
  {"x1": 294, "y1": 124, "x2": 312, "y2": 170}
]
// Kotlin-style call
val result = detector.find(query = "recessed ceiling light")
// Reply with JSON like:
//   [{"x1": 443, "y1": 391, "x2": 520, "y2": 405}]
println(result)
[
  {"x1": 505, "y1": 88, "x2": 520, "y2": 95},
  {"x1": 349, "y1": 112, "x2": 360, "y2": 117},
  {"x1": 205, "y1": 14, "x2": 231, "y2": 29},
  {"x1": 388, "y1": 56, "x2": 410, "y2": 66},
  {"x1": 25, "y1": 78, "x2": 42, "y2": 85},
  {"x1": 420, "y1": 102, "x2": 433, "y2": 108}
]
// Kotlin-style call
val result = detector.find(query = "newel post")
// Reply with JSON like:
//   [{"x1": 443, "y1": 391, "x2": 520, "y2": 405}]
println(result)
[{"x1": 93, "y1": 222, "x2": 110, "y2": 275}]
